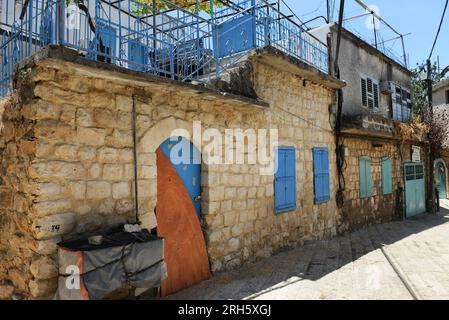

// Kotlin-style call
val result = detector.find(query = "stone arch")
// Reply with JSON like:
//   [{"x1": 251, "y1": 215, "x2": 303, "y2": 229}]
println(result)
[
  {"x1": 136, "y1": 116, "x2": 205, "y2": 231},
  {"x1": 138, "y1": 116, "x2": 200, "y2": 153}
]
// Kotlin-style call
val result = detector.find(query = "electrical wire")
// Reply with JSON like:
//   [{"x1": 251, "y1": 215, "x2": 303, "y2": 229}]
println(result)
[
  {"x1": 279, "y1": 0, "x2": 306, "y2": 26},
  {"x1": 270, "y1": 105, "x2": 335, "y2": 134},
  {"x1": 298, "y1": 0, "x2": 325, "y2": 18},
  {"x1": 429, "y1": 0, "x2": 449, "y2": 60}
]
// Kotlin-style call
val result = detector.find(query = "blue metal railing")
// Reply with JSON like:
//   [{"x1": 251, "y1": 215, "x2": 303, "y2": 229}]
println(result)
[
  {"x1": 0, "y1": 0, "x2": 330, "y2": 97},
  {"x1": 254, "y1": 0, "x2": 328, "y2": 73}
]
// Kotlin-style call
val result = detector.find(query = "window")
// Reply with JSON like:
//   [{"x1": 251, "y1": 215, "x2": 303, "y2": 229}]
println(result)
[
  {"x1": 361, "y1": 76, "x2": 379, "y2": 109},
  {"x1": 446, "y1": 90, "x2": 449, "y2": 104},
  {"x1": 381, "y1": 157, "x2": 393, "y2": 195},
  {"x1": 313, "y1": 148, "x2": 330, "y2": 204},
  {"x1": 359, "y1": 156, "x2": 372, "y2": 198},
  {"x1": 392, "y1": 84, "x2": 412, "y2": 122},
  {"x1": 274, "y1": 147, "x2": 296, "y2": 213}
]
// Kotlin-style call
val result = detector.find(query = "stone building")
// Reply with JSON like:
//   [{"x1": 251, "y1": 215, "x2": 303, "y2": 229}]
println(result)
[
  {"x1": 0, "y1": 44, "x2": 344, "y2": 299},
  {"x1": 0, "y1": 0, "x2": 423, "y2": 301},
  {"x1": 433, "y1": 78, "x2": 449, "y2": 106},
  {"x1": 432, "y1": 79, "x2": 449, "y2": 200},
  {"x1": 311, "y1": 24, "x2": 428, "y2": 231}
]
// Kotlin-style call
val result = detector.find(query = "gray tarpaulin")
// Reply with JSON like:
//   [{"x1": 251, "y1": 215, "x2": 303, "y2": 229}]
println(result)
[{"x1": 55, "y1": 230, "x2": 167, "y2": 300}]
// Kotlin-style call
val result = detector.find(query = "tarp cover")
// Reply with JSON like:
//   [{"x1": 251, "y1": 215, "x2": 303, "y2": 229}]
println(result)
[{"x1": 56, "y1": 230, "x2": 167, "y2": 300}]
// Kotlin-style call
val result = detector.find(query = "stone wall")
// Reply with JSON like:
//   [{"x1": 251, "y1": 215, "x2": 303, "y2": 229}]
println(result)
[
  {"x1": 339, "y1": 135, "x2": 430, "y2": 232},
  {"x1": 339, "y1": 137, "x2": 402, "y2": 231},
  {"x1": 0, "y1": 47, "x2": 342, "y2": 299},
  {"x1": 0, "y1": 94, "x2": 48, "y2": 300},
  {"x1": 202, "y1": 60, "x2": 342, "y2": 272}
]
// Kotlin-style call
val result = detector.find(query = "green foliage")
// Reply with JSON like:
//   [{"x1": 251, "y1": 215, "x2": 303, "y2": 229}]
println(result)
[
  {"x1": 65, "y1": 0, "x2": 227, "y2": 15},
  {"x1": 411, "y1": 61, "x2": 442, "y2": 117},
  {"x1": 133, "y1": 0, "x2": 227, "y2": 15}
]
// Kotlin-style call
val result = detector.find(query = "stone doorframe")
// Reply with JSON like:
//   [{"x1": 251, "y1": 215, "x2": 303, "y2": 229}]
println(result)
[
  {"x1": 136, "y1": 116, "x2": 203, "y2": 231},
  {"x1": 435, "y1": 159, "x2": 448, "y2": 199}
]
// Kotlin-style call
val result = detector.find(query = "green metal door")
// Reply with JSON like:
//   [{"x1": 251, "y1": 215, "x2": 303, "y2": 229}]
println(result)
[
  {"x1": 404, "y1": 163, "x2": 426, "y2": 218},
  {"x1": 436, "y1": 162, "x2": 447, "y2": 199}
]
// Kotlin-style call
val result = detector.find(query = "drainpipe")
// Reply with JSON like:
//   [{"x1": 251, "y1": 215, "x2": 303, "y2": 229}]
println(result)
[
  {"x1": 132, "y1": 96, "x2": 140, "y2": 224},
  {"x1": 334, "y1": 0, "x2": 346, "y2": 209}
]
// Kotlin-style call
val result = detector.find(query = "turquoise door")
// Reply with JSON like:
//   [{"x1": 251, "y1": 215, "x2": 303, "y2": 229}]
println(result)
[
  {"x1": 404, "y1": 163, "x2": 426, "y2": 218},
  {"x1": 436, "y1": 162, "x2": 447, "y2": 199}
]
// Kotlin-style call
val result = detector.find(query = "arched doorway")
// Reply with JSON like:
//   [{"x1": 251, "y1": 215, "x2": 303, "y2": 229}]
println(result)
[
  {"x1": 436, "y1": 160, "x2": 447, "y2": 199},
  {"x1": 156, "y1": 136, "x2": 210, "y2": 297}
]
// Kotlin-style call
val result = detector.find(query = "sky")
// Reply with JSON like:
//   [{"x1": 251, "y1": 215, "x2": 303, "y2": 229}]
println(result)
[{"x1": 283, "y1": 0, "x2": 449, "y2": 72}]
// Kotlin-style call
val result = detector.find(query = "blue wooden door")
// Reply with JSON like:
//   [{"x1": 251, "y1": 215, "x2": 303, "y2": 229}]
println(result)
[
  {"x1": 404, "y1": 163, "x2": 426, "y2": 217},
  {"x1": 158, "y1": 137, "x2": 201, "y2": 218},
  {"x1": 156, "y1": 136, "x2": 209, "y2": 296}
]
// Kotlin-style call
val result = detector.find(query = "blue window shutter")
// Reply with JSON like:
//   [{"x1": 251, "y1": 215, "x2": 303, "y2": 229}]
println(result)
[
  {"x1": 275, "y1": 147, "x2": 297, "y2": 213},
  {"x1": 128, "y1": 39, "x2": 148, "y2": 71},
  {"x1": 382, "y1": 157, "x2": 393, "y2": 195},
  {"x1": 359, "y1": 156, "x2": 372, "y2": 198},
  {"x1": 313, "y1": 148, "x2": 330, "y2": 204},
  {"x1": 359, "y1": 158, "x2": 366, "y2": 197},
  {"x1": 366, "y1": 159, "x2": 372, "y2": 196}
]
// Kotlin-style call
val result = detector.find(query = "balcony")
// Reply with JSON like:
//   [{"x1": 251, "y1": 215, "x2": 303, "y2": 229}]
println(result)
[{"x1": 0, "y1": 0, "x2": 329, "y2": 97}]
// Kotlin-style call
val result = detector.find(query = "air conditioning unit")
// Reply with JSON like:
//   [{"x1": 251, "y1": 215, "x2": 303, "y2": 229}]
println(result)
[{"x1": 380, "y1": 81, "x2": 395, "y2": 94}]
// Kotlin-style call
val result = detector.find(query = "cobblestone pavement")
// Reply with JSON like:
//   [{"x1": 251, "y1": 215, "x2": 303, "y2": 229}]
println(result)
[{"x1": 167, "y1": 201, "x2": 449, "y2": 300}]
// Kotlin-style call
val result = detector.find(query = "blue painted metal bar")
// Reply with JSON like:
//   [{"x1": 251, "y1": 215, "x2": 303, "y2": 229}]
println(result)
[{"x1": 0, "y1": 0, "x2": 331, "y2": 97}]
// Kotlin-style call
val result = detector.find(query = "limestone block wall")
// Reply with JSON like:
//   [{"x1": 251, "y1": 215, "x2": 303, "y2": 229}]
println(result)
[
  {"x1": 202, "y1": 62, "x2": 341, "y2": 272},
  {"x1": 339, "y1": 137, "x2": 402, "y2": 231},
  {"x1": 0, "y1": 49, "x2": 341, "y2": 299},
  {"x1": 0, "y1": 95, "x2": 48, "y2": 300}
]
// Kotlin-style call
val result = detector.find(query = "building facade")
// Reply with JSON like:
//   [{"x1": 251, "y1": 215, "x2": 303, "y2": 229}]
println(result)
[
  {"x1": 311, "y1": 24, "x2": 428, "y2": 231},
  {"x1": 0, "y1": 44, "x2": 344, "y2": 299},
  {"x1": 433, "y1": 78, "x2": 449, "y2": 106},
  {"x1": 433, "y1": 80, "x2": 449, "y2": 200},
  {"x1": 0, "y1": 1, "x2": 427, "y2": 301}
]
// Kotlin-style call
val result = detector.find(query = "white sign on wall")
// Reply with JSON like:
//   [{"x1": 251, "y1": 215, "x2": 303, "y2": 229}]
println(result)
[{"x1": 411, "y1": 146, "x2": 421, "y2": 163}]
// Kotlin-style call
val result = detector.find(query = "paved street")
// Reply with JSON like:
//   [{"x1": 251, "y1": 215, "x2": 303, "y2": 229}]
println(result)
[{"x1": 167, "y1": 200, "x2": 449, "y2": 300}]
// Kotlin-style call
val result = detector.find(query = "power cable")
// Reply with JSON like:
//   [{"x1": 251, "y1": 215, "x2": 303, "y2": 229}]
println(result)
[
  {"x1": 298, "y1": 0, "x2": 325, "y2": 18},
  {"x1": 279, "y1": 0, "x2": 306, "y2": 26},
  {"x1": 428, "y1": 0, "x2": 449, "y2": 60}
]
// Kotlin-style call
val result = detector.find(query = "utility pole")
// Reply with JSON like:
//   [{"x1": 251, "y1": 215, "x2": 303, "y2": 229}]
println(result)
[
  {"x1": 372, "y1": 13, "x2": 378, "y2": 49},
  {"x1": 427, "y1": 58, "x2": 436, "y2": 215},
  {"x1": 400, "y1": 35, "x2": 407, "y2": 68},
  {"x1": 327, "y1": 0, "x2": 331, "y2": 23}
]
